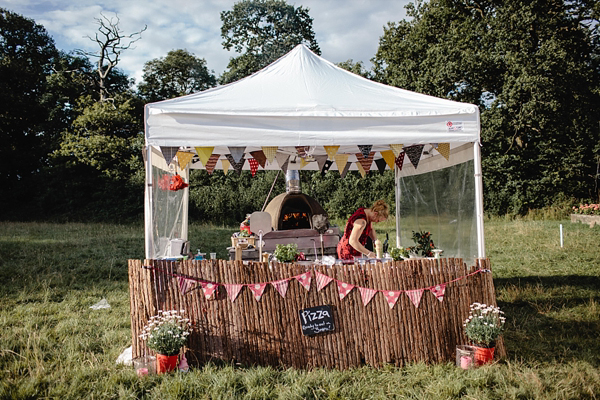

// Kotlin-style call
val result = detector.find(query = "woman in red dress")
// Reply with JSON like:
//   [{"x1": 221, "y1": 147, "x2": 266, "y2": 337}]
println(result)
[{"x1": 337, "y1": 199, "x2": 389, "y2": 260}]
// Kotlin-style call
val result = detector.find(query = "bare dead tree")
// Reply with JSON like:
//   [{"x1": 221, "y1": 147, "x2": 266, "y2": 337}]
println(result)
[{"x1": 77, "y1": 13, "x2": 147, "y2": 103}]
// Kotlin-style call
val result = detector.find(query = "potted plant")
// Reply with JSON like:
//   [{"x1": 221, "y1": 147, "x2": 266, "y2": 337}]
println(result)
[
  {"x1": 273, "y1": 243, "x2": 300, "y2": 263},
  {"x1": 408, "y1": 231, "x2": 436, "y2": 257},
  {"x1": 389, "y1": 246, "x2": 409, "y2": 261},
  {"x1": 139, "y1": 310, "x2": 192, "y2": 373},
  {"x1": 463, "y1": 302, "x2": 506, "y2": 365}
]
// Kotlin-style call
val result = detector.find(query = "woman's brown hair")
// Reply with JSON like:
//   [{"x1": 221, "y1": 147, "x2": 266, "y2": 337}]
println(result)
[{"x1": 371, "y1": 199, "x2": 389, "y2": 220}]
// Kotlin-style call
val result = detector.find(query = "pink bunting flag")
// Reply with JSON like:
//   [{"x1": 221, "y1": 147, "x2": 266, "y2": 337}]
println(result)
[
  {"x1": 359, "y1": 287, "x2": 378, "y2": 306},
  {"x1": 224, "y1": 284, "x2": 243, "y2": 303},
  {"x1": 178, "y1": 277, "x2": 196, "y2": 295},
  {"x1": 337, "y1": 281, "x2": 355, "y2": 300},
  {"x1": 271, "y1": 279, "x2": 289, "y2": 298},
  {"x1": 406, "y1": 289, "x2": 424, "y2": 308},
  {"x1": 430, "y1": 284, "x2": 446, "y2": 302},
  {"x1": 249, "y1": 158, "x2": 259, "y2": 176},
  {"x1": 315, "y1": 271, "x2": 333, "y2": 291},
  {"x1": 295, "y1": 271, "x2": 312, "y2": 291},
  {"x1": 247, "y1": 282, "x2": 268, "y2": 302},
  {"x1": 201, "y1": 282, "x2": 218, "y2": 299},
  {"x1": 382, "y1": 290, "x2": 402, "y2": 309}
]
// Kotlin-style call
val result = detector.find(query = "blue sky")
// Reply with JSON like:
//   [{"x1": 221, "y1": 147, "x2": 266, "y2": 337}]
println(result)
[{"x1": 2, "y1": 0, "x2": 410, "y2": 84}]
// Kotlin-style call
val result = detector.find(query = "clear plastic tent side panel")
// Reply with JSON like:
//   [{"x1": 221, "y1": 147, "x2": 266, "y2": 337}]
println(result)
[
  {"x1": 397, "y1": 160, "x2": 477, "y2": 265},
  {"x1": 150, "y1": 148, "x2": 189, "y2": 259}
]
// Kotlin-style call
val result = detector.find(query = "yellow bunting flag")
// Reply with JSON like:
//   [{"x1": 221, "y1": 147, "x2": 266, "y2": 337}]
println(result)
[
  {"x1": 176, "y1": 151, "x2": 195, "y2": 169},
  {"x1": 221, "y1": 159, "x2": 230, "y2": 175},
  {"x1": 380, "y1": 150, "x2": 396, "y2": 170},
  {"x1": 356, "y1": 161, "x2": 366, "y2": 178},
  {"x1": 334, "y1": 154, "x2": 349, "y2": 174},
  {"x1": 299, "y1": 157, "x2": 309, "y2": 169},
  {"x1": 389, "y1": 144, "x2": 403, "y2": 157},
  {"x1": 323, "y1": 145, "x2": 340, "y2": 160},
  {"x1": 261, "y1": 146, "x2": 278, "y2": 164},
  {"x1": 195, "y1": 147, "x2": 214, "y2": 167},
  {"x1": 436, "y1": 143, "x2": 450, "y2": 160}
]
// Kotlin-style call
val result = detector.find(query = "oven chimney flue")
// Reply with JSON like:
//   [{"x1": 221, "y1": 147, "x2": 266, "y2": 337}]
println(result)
[{"x1": 285, "y1": 169, "x2": 301, "y2": 193}]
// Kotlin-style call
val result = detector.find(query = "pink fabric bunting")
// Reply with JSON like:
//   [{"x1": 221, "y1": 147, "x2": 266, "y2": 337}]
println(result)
[
  {"x1": 201, "y1": 282, "x2": 218, "y2": 299},
  {"x1": 178, "y1": 277, "x2": 196, "y2": 295},
  {"x1": 406, "y1": 289, "x2": 424, "y2": 308},
  {"x1": 359, "y1": 287, "x2": 377, "y2": 306},
  {"x1": 295, "y1": 271, "x2": 312, "y2": 291},
  {"x1": 315, "y1": 271, "x2": 333, "y2": 291},
  {"x1": 224, "y1": 284, "x2": 243, "y2": 303},
  {"x1": 382, "y1": 290, "x2": 402, "y2": 309},
  {"x1": 271, "y1": 279, "x2": 289, "y2": 298},
  {"x1": 337, "y1": 281, "x2": 355, "y2": 300},
  {"x1": 247, "y1": 283, "x2": 268, "y2": 301},
  {"x1": 430, "y1": 284, "x2": 446, "y2": 302}
]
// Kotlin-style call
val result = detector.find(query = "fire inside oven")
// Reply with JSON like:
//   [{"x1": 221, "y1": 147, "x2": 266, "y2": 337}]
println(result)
[{"x1": 281, "y1": 212, "x2": 310, "y2": 230}]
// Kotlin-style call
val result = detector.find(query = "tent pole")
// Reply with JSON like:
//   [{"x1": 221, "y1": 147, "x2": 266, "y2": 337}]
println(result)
[
  {"x1": 473, "y1": 140, "x2": 486, "y2": 258},
  {"x1": 182, "y1": 165, "x2": 189, "y2": 242},
  {"x1": 144, "y1": 144, "x2": 154, "y2": 259},
  {"x1": 394, "y1": 164, "x2": 401, "y2": 248}
]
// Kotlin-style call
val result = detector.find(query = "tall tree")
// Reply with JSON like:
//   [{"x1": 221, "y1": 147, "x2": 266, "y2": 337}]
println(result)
[
  {"x1": 138, "y1": 49, "x2": 217, "y2": 102},
  {"x1": 373, "y1": 0, "x2": 600, "y2": 214},
  {"x1": 0, "y1": 8, "x2": 58, "y2": 189},
  {"x1": 219, "y1": 0, "x2": 320, "y2": 84}
]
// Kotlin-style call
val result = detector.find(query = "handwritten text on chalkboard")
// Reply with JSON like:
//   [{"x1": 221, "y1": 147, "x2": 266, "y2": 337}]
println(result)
[{"x1": 298, "y1": 305, "x2": 335, "y2": 336}]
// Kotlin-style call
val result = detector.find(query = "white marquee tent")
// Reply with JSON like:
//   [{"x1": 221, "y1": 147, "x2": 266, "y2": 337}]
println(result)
[{"x1": 144, "y1": 44, "x2": 485, "y2": 262}]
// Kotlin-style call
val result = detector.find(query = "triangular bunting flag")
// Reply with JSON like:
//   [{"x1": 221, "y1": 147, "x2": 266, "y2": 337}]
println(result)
[
  {"x1": 249, "y1": 158, "x2": 259, "y2": 177},
  {"x1": 299, "y1": 157, "x2": 309, "y2": 169},
  {"x1": 389, "y1": 144, "x2": 404, "y2": 157},
  {"x1": 375, "y1": 158, "x2": 387, "y2": 175},
  {"x1": 359, "y1": 287, "x2": 378, "y2": 306},
  {"x1": 436, "y1": 143, "x2": 450, "y2": 160},
  {"x1": 406, "y1": 289, "x2": 424, "y2": 308},
  {"x1": 224, "y1": 283, "x2": 243, "y2": 302},
  {"x1": 380, "y1": 150, "x2": 396, "y2": 170},
  {"x1": 250, "y1": 150, "x2": 267, "y2": 168},
  {"x1": 337, "y1": 281, "x2": 355, "y2": 300},
  {"x1": 334, "y1": 154, "x2": 349, "y2": 174},
  {"x1": 247, "y1": 283, "x2": 268, "y2": 302},
  {"x1": 160, "y1": 147, "x2": 179, "y2": 166},
  {"x1": 225, "y1": 154, "x2": 246, "y2": 175},
  {"x1": 355, "y1": 151, "x2": 375, "y2": 174},
  {"x1": 221, "y1": 158, "x2": 231, "y2": 175},
  {"x1": 430, "y1": 284, "x2": 446, "y2": 302},
  {"x1": 261, "y1": 147, "x2": 278, "y2": 164},
  {"x1": 272, "y1": 279, "x2": 289, "y2": 298},
  {"x1": 356, "y1": 161, "x2": 366, "y2": 178},
  {"x1": 341, "y1": 161, "x2": 352, "y2": 179},
  {"x1": 382, "y1": 290, "x2": 402, "y2": 309},
  {"x1": 275, "y1": 152, "x2": 290, "y2": 173},
  {"x1": 315, "y1": 271, "x2": 333, "y2": 291},
  {"x1": 323, "y1": 145, "x2": 340, "y2": 160},
  {"x1": 405, "y1": 145, "x2": 424, "y2": 169},
  {"x1": 315, "y1": 155, "x2": 328, "y2": 171},
  {"x1": 195, "y1": 147, "x2": 214, "y2": 167},
  {"x1": 228, "y1": 147, "x2": 246, "y2": 163},
  {"x1": 321, "y1": 160, "x2": 333, "y2": 177},
  {"x1": 178, "y1": 277, "x2": 197, "y2": 296},
  {"x1": 395, "y1": 151, "x2": 406, "y2": 171},
  {"x1": 357, "y1": 145, "x2": 372, "y2": 160},
  {"x1": 201, "y1": 282, "x2": 218, "y2": 299},
  {"x1": 176, "y1": 151, "x2": 195, "y2": 169},
  {"x1": 205, "y1": 154, "x2": 220, "y2": 175},
  {"x1": 295, "y1": 271, "x2": 312, "y2": 291}
]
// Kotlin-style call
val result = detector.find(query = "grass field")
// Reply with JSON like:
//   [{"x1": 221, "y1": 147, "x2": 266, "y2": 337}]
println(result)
[{"x1": 0, "y1": 219, "x2": 599, "y2": 399}]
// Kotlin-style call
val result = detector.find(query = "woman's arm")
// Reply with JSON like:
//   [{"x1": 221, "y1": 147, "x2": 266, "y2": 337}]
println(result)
[{"x1": 348, "y1": 219, "x2": 376, "y2": 258}]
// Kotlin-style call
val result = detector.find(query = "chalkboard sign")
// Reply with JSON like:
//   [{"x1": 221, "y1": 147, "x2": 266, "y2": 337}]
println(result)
[{"x1": 298, "y1": 305, "x2": 335, "y2": 336}]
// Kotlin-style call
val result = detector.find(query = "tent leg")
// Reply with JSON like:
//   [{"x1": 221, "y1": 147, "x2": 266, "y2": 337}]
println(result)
[
  {"x1": 144, "y1": 144, "x2": 154, "y2": 259},
  {"x1": 473, "y1": 140, "x2": 486, "y2": 258},
  {"x1": 395, "y1": 164, "x2": 401, "y2": 248}
]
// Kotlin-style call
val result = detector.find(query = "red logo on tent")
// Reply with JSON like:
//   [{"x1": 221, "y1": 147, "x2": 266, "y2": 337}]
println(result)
[{"x1": 446, "y1": 121, "x2": 453, "y2": 127}]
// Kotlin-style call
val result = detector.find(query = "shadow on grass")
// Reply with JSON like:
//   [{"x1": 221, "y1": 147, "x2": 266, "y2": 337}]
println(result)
[{"x1": 494, "y1": 275, "x2": 600, "y2": 367}]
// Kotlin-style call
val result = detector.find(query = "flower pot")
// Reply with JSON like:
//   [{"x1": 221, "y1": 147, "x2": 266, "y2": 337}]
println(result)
[
  {"x1": 156, "y1": 353, "x2": 179, "y2": 374},
  {"x1": 473, "y1": 345, "x2": 495, "y2": 365}
]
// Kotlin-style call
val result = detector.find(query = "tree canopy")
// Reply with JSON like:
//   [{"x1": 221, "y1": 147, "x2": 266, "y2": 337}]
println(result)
[
  {"x1": 219, "y1": 0, "x2": 320, "y2": 84},
  {"x1": 373, "y1": 0, "x2": 600, "y2": 214}
]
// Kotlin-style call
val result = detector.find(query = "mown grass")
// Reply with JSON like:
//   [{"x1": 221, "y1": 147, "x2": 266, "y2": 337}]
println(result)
[{"x1": 0, "y1": 219, "x2": 599, "y2": 399}]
